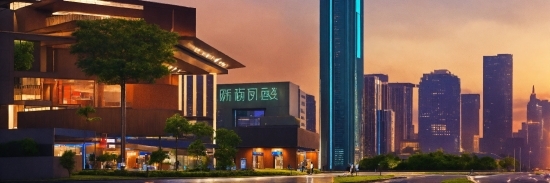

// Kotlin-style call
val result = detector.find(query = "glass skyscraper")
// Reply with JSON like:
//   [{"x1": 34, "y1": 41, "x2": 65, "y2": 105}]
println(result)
[
  {"x1": 481, "y1": 54, "x2": 513, "y2": 154},
  {"x1": 320, "y1": 0, "x2": 363, "y2": 170},
  {"x1": 418, "y1": 70, "x2": 461, "y2": 153}
]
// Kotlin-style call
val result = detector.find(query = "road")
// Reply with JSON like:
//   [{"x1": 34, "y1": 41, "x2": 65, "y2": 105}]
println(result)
[
  {"x1": 34, "y1": 172, "x2": 550, "y2": 183},
  {"x1": 473, "y1": 172, "x2": 550, "y2": 183}
]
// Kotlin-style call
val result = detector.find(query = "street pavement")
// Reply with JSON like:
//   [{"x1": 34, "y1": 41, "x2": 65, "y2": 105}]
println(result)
[{"x1": 23, "y1": 172, "x2": 545, "y2": 183}]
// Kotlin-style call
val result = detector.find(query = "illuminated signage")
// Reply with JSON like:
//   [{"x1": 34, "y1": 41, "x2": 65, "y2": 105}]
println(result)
[
  {"x1": 220, "y1": 87, "x2": 278, "y2": 102},
  {"x1": 106, "y1": 139, "x2": 115, "y2": 143}
]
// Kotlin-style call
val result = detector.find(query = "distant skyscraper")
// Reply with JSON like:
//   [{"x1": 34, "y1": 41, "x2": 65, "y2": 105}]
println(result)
[
  {"x1": 306, "y1": 94, "x2": 317, "y2": 132},
  {"x1": 418, "y1": 70, "x2": 461, "y2": 153},
  {"x1": 320, "y1": 0, "x2": 363, "y2": 170},
  {"x1": 527, "y1": 86, "x2": 542, "y2": 122},
  {"x1": 363, "y1": 74, "x2": 385, "y2": 157},
  {"x1": 482, "y1": 54, "x2": 513, "y2": 154},
  {"x1": 388, "y1": 83, "x2": 415, "y2": 153},
  {"x1": 461, "y1": 94, "x2": 480, "y2": 152},
  {"x1": 376, "y1": 110, "x2": 395, "y2": 155}
]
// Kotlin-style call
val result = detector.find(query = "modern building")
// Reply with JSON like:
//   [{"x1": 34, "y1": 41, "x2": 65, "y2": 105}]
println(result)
[
  {"x1": 527, "y1": 86, "x2": 542, "y2": 123},
  {"x1": 362, "y1": 75, "x2": 384, "y2": 157},
  {"x1": 388, "y1": 83, "x2": 415, "y2": 153},
  {"x1": 320, "y1": 0, "x2": 363, "y2": 170},
  {"x1": 481, "y1": 54, "x2": 513, "y2": 154},
  {"x1": 216, "y1": 82, "x2": 319, "y2": 170},
  {"x1": 461, "y1": 94, "x2": 480, "y2": 153},
  {"x1": 306, "y1": 94, "x2": 316, "y2": 133},
  {"x1": 0, "y1": 0, "x2": 244, "y2": 171},
  {"x1": 376, "y1": 109, "x2": 395, "y2": 155},
  {"x1": 418, "y1": 70, "x2": 461, "y2": 153}
]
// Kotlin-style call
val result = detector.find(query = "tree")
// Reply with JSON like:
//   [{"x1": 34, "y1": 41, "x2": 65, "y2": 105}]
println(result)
[
  {"x1": 14, "y1": 40, "x2": 33, "y2": 71},
  {"x1": 499, "y1": 157, "x2": 517, "y2": 171},
  {"x1": 76, "y1": 105, "x2": 101, "y2": 122},
  {"x1": 149, "y1": 148, "x2": 169, "y2": 170},
  {"x1": 191, "y1": 122, "x2": 214, "y2": 139},
  {"x1": 214, "y1": 128, "x2": 241, "y2": 170},
  {"x1": 60, "y1": 150, "x2": 76, "y2": 177},
  {"x1": 71, "y1": 19, "x2": 178, "y2": 168},
  {"x1": 164, "y1": 113, "x2": 192, "y2": 170},
  {"x1": 188, "y1": 139, "x2": 207, "y2": 168}
]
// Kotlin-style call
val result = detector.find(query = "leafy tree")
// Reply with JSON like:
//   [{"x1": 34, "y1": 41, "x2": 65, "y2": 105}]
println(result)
[
  {"x1": 164, "y1": 113, "x2": 192, "y2": 170},
  {"x1": 214, "y1": 128, "x2": 241, "y2": 170},
  {"x1": 14, "y1": 40, "x2": 33, "y2": 71},
  {"x1": 499, "y1": 157, "x2": 517, "y2": 171},
  {"x1": 60, "y1": 150, "x2": 76, "y2": 177},
  {"x1": 70, "y1": 19, "x2": 178, "y2": 166},
  {"x1": 191, "y1": 122, "x2": 214, "y2": 139},
  {"x1": 149, "y1": 148, "x2": 169, "y2": 170},
  {"x1": 188, "y1": 139, "x2": 207, "y2": 167},
  {"x1": 76, "y1": 105, "x2": 101, "y2": 122}
]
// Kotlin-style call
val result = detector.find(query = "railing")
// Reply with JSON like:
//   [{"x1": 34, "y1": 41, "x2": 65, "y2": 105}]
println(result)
[{"x1": 46, "y1": 14, "x2": 140, "y2": 27}]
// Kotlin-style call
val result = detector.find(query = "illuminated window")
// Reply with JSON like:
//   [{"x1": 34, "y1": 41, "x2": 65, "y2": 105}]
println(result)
[{"x1": 64, "y1": 0, "x2": 143, "y2": 10}]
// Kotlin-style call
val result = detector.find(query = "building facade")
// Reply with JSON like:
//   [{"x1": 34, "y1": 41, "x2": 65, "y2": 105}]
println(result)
[
  {"x1": 376, "y1": 110, "x2": 395, "y2": 155},
  {"x1": 362, "y1": 75, "x2": 383, "y2": 157},
  {"x1": 461, "y1": 94, "x2": 480, "y2": 153},
  {"x1": 481, "y1": 54, "x2": 513, "y2": 154},
  {"x1": 388, "y1": 83, "x2": 415, "y2": 153},
  {"x1": 320, "y1": 0, "x2": 363, "y2": 170},
  {"x1": 418, "y1": 70, "x2": 461, "y2": 153},
  {"x1": 216, "y1": 82, "x2": 319, "y2": 170},
  {"x1": 306, "y1": 94, "x2": 317, "y2": 133},
  {"x1": 0, "y1": 0, "x2": 244, "y2": 170}
]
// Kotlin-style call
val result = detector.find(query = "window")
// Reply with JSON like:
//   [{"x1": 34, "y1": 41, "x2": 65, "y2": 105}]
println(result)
[{"x1": 234, "y1": 109, "x2": 265, "y2": 127}]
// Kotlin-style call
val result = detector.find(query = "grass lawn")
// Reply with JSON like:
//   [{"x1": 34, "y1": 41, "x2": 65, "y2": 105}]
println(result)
[
  {"x1": 56, "y1": 175, "x2": 148, "y2": 181},
  {"x1": 441, "y1": 177, "x2": 473, "y2": 183},
  {"x1": 333, "y1": 175, "x2": 394, "y2": 183}
]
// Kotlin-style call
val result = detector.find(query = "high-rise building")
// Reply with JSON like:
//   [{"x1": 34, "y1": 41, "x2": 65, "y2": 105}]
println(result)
[
  {"x1": 376, "y1": 110, "x2": 395, "y2": 155},
  {"x1": 388, "y1": 83, "x2": 415, "y2": 153},
  {"x1": 461, "y1": 94, "x2": 480, "y2": 152},
  {"x1": 320, "y1": 0, "x2": 363, "y2": 170},
  {"x1": 306, "y1": 94, "x2": 317, "y2": 133},
  {"x1": 481, "y1": 54, "x2": 513, "y2": 154},
  {"x1": 418, "y1": 70, "x2": 461, "y2": 153},
  {"x1": 363, "y1": 75, "x2": 383, "y2": 157},
  {"x1": 527, "y1": 86, "x2": 542, "y2": 123}
]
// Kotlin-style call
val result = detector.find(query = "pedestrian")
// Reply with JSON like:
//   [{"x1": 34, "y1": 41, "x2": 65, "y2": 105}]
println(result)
[
  {"x1": 310, "y1": 163, "x2": 314, "y2": 175},
  {"x1": 349, "y1": 163, "x2": 354, "y2": 176},
  {"x1": 300, "y1": 162, "x2": 304, "y2": 172},
  {"x1": 355, "y1": 163, "x2": 358, "y2": 176}
]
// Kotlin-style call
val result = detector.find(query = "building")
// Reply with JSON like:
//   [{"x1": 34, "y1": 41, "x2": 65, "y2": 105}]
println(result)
[
  {"x1": 306, "y1": 94, "x2": 316, "y2": 133},
  {"x1": 481, "y1": 54, "x2": 513, "y2": 154},
  {"x1": 388, "y1": 83, "x2": 415, "y2": 153},
  {"x1": 376, "y1": 110, "x2": 395, "y2": 155},
  {"x1": 418, "y1": 70, "x2": 461, "y2": 153},
  {"x1": 362, "y1": 75, "x2": 384, "y2": 157},
  {"x1": 527, "y1": 86, "x2": 542, "y2": 123},
  {"x1": 216, "y1": 82, "x2": 319, "y2": 170},
  {"x1": 461, "y1": 94, "x2": 480, "y2": 152},
  {"x1": 320, "y1": 0, "x2": 363, "y2": 170},
  {"x1": 0, "y1": 0, "x2": 244, "y2": 171}
]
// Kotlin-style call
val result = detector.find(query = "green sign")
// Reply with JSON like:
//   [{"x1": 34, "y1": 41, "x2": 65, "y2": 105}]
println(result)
[{"x1": 220, "y1": 87, "x2": 278, "y2": 102}]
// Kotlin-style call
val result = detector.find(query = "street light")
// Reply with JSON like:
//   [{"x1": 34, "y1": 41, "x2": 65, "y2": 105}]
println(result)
[{"x1": 378, "y1": 163, "x2": 381, "y2": 176}]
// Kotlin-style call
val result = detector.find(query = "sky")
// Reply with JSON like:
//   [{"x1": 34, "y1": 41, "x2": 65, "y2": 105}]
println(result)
[{"x1": 152, "y1": 0, "x2": 550, "y2": 134}]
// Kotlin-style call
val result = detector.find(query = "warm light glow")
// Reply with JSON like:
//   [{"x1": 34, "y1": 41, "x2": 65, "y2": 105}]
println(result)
[
  {"x1": 9, "y1": 2, "x2": 32, "y2": 10},
  {"x1": 64, "y1": 0, "x2": 143, "y2": 10},
  {"x1": 191, "y1": 47, "x2": 229, "y2": 68},
  {"x1": 8, "y1": 105, "x2": 14, "y2": 129}
]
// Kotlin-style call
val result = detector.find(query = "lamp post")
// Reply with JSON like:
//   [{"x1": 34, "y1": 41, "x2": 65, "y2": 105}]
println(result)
[{"x1": 378, "y1": 163, "x2": 381, "y2": 176}]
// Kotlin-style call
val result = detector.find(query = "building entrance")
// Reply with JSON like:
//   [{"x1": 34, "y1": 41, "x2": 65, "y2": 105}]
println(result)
[{"x1": 253, "y1": 154, "x2": 264, "y2": 169}]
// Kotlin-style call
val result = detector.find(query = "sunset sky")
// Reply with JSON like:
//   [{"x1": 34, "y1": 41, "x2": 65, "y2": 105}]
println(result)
[{"x1": 152, "y1": 0, "x2": 550, "y2": 134}]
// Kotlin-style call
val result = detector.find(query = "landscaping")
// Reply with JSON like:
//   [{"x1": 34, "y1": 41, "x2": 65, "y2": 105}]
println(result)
[
  {"x1": 77, "y1": 168, "x2": 311, "y2": 178},
  {"x1": 441, "y1": 177, "x2": 474, "y2": 183},
  {"x1": 333, "y1": 175, "x2": 394, "y2": 183}
]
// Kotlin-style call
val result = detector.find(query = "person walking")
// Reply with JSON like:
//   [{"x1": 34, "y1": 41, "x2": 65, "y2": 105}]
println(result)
[
  {"x1": 354, "y1": 163, "x2": 358, "y2": 176},
  {"x1": 309, "y1": 163, "x2": 314, "y2": 175}
]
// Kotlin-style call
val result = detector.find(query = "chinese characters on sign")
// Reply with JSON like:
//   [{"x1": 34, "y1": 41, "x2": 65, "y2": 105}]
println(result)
[{"x1": 220, "y1": 87, "x2": 278, "y2": 102}]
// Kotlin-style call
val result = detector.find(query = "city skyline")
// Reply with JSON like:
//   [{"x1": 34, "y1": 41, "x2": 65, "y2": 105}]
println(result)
[{"x1": 152, "y1": 0, "x2": 550, "y2": 133}]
